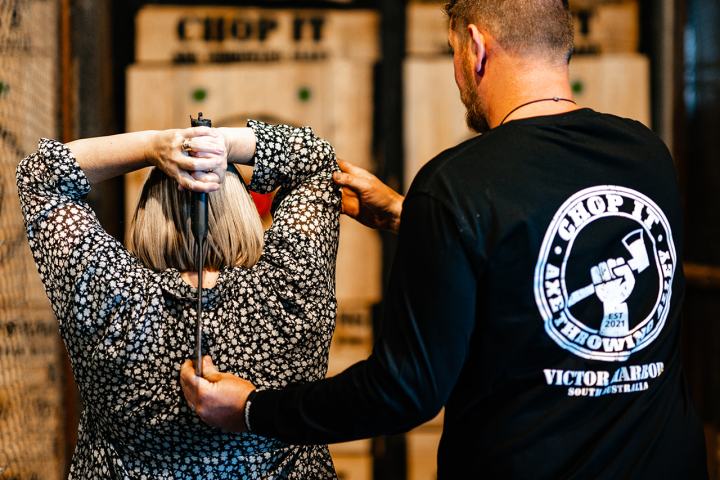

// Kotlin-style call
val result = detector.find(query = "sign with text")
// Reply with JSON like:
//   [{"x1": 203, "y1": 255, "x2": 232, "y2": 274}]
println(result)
[{"x1": 136, "y1": 6, "x2": 379, "y2": 64}]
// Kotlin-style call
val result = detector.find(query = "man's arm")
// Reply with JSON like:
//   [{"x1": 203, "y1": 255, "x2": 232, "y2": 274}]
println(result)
[{"x1": 181, "y1": 191, "x2": 480, "y2": 442}]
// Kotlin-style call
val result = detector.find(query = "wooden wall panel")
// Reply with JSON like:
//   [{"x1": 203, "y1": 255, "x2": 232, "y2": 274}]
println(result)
[
  {"x1": 403, "y1": 57, "x2": 473, "y2": 190},
  {"x1": 574, "y1": 1, "x2": 640, "y2": 54},
  {"x1": 407, "y1": 3, "x2": 449, "y2": 56},
  {"x1": 329, "y1": 449, "x2": 372, "y2": 480},
  {"x1": 406, "y1": 428, "x2": 442, "y2": 480},
  {"x1": 569, "y1": 53, "x2": 651, "y2": 126}
]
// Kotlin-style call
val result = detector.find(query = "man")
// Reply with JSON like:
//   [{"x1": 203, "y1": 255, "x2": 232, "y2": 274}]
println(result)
[{"x1": 181, "y1": 0, "x2": 708, "y2": 477}]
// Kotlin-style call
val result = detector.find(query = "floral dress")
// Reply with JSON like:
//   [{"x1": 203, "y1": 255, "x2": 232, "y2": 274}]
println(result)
[{"x1": 16, "y1": 121, "x2": 340, "y2": 479}]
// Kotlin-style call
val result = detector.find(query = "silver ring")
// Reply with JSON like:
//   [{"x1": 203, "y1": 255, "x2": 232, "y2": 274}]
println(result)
[{"x1": 181, "y1": 138, "x2": 192, "y2": 152}]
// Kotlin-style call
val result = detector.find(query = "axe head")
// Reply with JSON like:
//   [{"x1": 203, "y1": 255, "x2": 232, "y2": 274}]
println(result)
[{"x1": 622, "y1": 229, "x2": 650, "y2": 273}]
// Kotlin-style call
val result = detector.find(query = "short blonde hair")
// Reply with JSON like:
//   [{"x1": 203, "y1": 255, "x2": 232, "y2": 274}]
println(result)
[{"x1": 128, "y1": 165, "x2": 264, "y2": 272}]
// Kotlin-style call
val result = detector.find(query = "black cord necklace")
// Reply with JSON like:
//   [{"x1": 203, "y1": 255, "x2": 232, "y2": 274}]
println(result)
[{"x1": 499, "y1": 97, "x2": 577, "y2": 126}]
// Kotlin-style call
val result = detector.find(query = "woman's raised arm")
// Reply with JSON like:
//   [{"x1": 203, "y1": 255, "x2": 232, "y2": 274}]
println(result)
[
  {"x1": 66, "y1": 126, "x2": 227, "y2": 191},
  {"x1": 217, "y1": 127, "x2": 257, "y2": 166}
]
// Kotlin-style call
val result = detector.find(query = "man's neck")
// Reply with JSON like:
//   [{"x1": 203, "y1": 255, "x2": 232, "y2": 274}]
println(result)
[{"x1": 485, "y1": 59, "x2": 578, "y2": 128}]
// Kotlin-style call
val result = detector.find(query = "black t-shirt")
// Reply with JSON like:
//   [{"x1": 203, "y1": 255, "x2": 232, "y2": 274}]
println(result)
[{"x1": 250, "y1": 109, "x2": 708, "y2": 478}]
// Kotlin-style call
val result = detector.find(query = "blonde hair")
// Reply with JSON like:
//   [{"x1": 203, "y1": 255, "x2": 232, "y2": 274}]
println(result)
[{"x1": 128, "y1": 164, "x2": 264, "y2": 272}]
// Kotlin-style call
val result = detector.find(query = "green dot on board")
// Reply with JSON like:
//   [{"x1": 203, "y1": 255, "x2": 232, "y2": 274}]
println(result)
[
  {"x1": 571, "y1": 80, "x2": 584, "y2": 95},
  {"x1": 192, "y1": 88, "x2": 207, "y2": 102},
  {"x1": 298, "y1": 87, "x2": 312, "y2": 102}
]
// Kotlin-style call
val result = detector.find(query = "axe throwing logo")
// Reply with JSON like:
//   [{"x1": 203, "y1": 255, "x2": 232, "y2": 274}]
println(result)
[{"x1": 534, "y1": 186, "x2": 676, "y2": 362}]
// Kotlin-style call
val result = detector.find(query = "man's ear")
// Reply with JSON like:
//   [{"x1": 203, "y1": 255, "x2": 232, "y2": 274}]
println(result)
[{"x1": 467, "y1": 24, "x2": 486, "y2": 75}]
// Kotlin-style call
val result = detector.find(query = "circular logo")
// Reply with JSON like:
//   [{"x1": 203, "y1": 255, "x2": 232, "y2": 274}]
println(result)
[{"x1": 534, "y1": 186, "x2": 676, "y2": 362}]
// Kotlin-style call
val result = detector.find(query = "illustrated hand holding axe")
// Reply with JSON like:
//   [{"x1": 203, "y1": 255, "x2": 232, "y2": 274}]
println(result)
[{"x1": 567, "y1": 229, "x2": 651, "y2": 309}]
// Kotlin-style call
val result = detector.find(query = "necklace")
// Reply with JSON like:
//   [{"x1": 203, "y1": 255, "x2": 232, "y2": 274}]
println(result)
[{"x1": 499, "y1": 97, "x2": 577, "y2": 126}]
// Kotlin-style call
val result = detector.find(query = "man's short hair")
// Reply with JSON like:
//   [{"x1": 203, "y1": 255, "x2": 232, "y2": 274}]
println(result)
[{"x1": 444, "y1": 0, "x2": 574, "y2": 62}]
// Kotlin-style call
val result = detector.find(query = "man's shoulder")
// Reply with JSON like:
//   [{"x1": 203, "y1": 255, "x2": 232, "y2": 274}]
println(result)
[
  {"x1": 586, "y1": 109, "x2": 662, "y2": 138},
  {"x1": 409, "y1": 134, "x2": 489, "y2": 193},
  {"x1": 407, "y1": 108, "x2": 671, "y2": 201},
  {"x1": 408, "y1": 123, "x2": 536, "y2": 196}
]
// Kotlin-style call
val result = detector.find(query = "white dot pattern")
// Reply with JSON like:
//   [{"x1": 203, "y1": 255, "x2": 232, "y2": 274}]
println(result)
[{"x1": 16, "y1": 121, "x2": 341, "y2": 479}]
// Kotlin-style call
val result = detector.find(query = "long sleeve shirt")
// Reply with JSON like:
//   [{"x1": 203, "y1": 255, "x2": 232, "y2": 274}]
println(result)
[
  {"x1": 17, "y1": 121, "x2": 341, "y2": 479},
  {"x1": 248, "y1": 109, "x2": 707, "y2": 479}
]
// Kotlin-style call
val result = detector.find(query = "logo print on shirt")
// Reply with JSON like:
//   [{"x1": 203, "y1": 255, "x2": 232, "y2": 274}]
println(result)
[{"x1": 534, "y1": 186, "x2": 676, "y2": 362}]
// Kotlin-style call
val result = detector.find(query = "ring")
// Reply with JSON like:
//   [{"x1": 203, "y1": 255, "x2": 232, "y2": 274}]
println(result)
[{"x1": 181, "y1": 138, "x2": 192, "y2": 152}]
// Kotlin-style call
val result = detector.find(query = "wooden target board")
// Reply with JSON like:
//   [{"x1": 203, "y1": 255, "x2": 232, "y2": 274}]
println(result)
[{"x1": 126, "y1": 59, "x2": 381, "y2": 304}]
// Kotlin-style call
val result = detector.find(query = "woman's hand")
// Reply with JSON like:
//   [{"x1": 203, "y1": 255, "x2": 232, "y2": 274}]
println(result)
[
  {"x1": 216, "y1": 127, "x2": 257, "y2": 166},
  {"x1": 148, "y1": 126, "x2": 228, "y2": 192}
]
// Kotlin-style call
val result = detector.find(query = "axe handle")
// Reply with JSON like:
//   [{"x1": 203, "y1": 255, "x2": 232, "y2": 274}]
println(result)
[{"x1": 567, "y1": 283, "x2": 596, "y2": 307}]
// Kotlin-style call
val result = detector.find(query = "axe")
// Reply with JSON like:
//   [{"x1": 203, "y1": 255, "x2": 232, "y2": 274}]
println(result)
[
  {"x1": 190, "y1": 112, "x2": 211, "y2": 376},
  {"x1": 566, "y1": 229, "x2": 650, "y2": 308}
]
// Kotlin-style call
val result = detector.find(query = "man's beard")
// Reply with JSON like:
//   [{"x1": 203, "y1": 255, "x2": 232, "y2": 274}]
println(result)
[{"x1": 459, "y1": 57, "x2": 490, "y2": 133}]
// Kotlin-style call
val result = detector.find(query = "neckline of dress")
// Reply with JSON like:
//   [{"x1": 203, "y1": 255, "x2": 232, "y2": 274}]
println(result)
[{"x1": 160, "y1": 267, "x2": 231, "y2": 301}]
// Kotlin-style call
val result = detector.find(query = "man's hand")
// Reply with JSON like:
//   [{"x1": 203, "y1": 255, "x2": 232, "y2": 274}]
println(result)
[
  {"x1": 332, "y1": 160, "x2": 404, "y2": 233},
  {"x1": 180, "y1": 356, "x2": 256, "y2": 433},
  {"x1": 148, "y1": 126, "x2": 227, "y2": 192}
]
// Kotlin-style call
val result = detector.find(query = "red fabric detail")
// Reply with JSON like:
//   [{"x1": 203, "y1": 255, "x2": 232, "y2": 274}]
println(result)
[{"x1": 250, "y1": 191, "x2": 273, "y2": 217}]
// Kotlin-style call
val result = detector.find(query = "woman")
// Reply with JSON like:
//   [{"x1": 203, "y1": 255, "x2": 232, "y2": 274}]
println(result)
[{"x1": 16, "y1": 120, "x2": 340, "y2": 478}]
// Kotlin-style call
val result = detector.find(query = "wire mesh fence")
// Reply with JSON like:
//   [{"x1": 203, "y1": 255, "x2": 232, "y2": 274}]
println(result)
[{"x1": 0, "y1": 1, "x2": 64, "y2": 478}]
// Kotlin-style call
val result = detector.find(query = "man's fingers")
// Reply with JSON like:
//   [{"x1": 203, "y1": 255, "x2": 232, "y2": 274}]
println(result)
[
  {"x1": 332, "y1": 171, "x2": 351, "y2": 186},
  {"x1": 202, "y1": 355, "x2": 217, "y2": 370},
  {"x1": 180, "y1": 359, "x2": 218, "y2": 415},
  {"x1": 203, "y1": 371, "x2": 224, "y2": 383},
  {"x1": 333, "y1": 171, "x2": 371, "y2": 193},
  {"x1": 180, "y1": 360, "x2": 199, "y2": 406},
  {"x1": 340, "y1": 189, "x2": 360, "y2": 217},
  {"x1": 202, "y1": 356, "x2": 224, "y2": 383},
  {"x1": 180, "y1": 359, "x2": 196, "y2": 382},
  {"x1": 337, "y1": 160, "x2": 370, "y2": 177}
]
